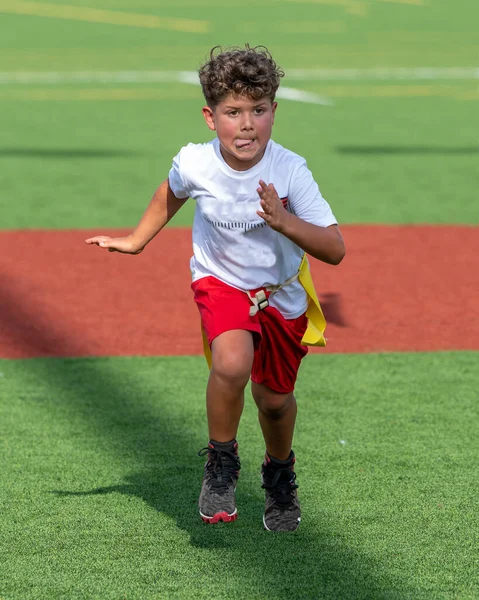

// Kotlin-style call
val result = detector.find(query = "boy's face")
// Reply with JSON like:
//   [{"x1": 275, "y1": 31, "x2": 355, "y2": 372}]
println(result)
[{"x1": 202, "y1": 94, "x2": 277, "y2": 171}]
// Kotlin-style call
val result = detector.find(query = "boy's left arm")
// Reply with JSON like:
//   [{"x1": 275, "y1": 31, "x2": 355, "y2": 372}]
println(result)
[{"x1": 256, "y1": 180, "x2": 345, "y2": 265}]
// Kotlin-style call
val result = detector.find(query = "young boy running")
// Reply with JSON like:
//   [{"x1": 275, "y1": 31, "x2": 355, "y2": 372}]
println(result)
[{"x1": 86, "y1": 45, "x2": 345, "y2": 532}]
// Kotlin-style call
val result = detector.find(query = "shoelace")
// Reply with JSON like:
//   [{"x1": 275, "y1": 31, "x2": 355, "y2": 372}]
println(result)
[
  {"x1": 198, "y1": 447, "x2": 241, "y2": 493},
  {"x1": 262, "y1": 467, "x2": 298, "y2": 507}
]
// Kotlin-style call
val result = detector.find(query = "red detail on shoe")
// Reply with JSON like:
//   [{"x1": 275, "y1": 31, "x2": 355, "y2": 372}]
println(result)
[{"x1": 201, "y1": 511, "x2": 238, "y2": 524}]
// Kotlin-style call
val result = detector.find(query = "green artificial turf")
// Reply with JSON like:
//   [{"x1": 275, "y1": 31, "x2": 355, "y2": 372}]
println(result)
[
  {"x1": 0, "y1": 2, "x2": 478, "y2": 598},
  {"x1": 0, "y1": 352, "x2": 477, "y2": 599},
  {"x1": 0, "y1": 0, "x2": 478, "y2": 229}
]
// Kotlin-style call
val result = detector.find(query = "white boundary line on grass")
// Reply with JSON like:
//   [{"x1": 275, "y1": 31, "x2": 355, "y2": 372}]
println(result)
[
  {"x1": 286, "y1": 67, "x2": 479, "y2": 80},
  {"x1": 1, "y1": 67, "x2": 478, "y2": 104},
  {"x1": 176, "y1": 70, "x2": 333, "y2": 104},
  {"x1": 1, "y1": 67, "x2": 478, "y2": 85},
  {"x1": 0, "y1": 70, "x2": 333, "y2": 105}
]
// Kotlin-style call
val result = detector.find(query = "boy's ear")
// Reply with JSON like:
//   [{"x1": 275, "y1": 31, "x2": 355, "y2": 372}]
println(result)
[
  {"x1": 202, "y1": 106, "x2": 216, "y2": 131},
  {"x1": 272, "y1": 101, "x2": 278, "y2": 124}
]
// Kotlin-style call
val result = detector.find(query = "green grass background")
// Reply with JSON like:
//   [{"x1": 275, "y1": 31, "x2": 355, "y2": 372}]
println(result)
[
  {"x1": 1, "y1": 353, "x2": 478, "y2": 599},
  {"x1": 0, "y1": 1, "x2": 478, "y2": 598}
]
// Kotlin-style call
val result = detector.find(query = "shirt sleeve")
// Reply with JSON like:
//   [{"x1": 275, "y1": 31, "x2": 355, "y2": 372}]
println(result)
[
  {"x1": 168, "y1": 146, "x2": 190, "y2": 199},
  {"x1": 288, "y1": 162, "x2": 337, "y2": 227}
]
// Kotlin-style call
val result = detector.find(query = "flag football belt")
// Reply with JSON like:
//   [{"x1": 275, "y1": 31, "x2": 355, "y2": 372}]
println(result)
[
  {"x1": 201, "y1": 254, "x2": 327, "y2": 369},
  {"x1": 247, "y1": 253, "x2": 327, "y2": 347}
]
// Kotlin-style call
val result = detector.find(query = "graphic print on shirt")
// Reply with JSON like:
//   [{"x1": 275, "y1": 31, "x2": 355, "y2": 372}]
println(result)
[
  {"x1": 198, "y1": 191, "x2": 266, "y2": 233},
  {"x1": 201, "y1": 213, "x2": 267, "y2": 232},
  {"x1": 200, "y1": 196, "x2": 290, "y2": 232}
]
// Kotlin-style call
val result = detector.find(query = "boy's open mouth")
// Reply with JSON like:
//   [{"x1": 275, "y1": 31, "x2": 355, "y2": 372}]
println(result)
[{"x1": 235, "y1": 139, "x2": 255, "y2": 150}]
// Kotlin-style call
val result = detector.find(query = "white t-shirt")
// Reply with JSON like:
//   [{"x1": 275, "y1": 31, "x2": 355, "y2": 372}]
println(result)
[{"x1": 168, "y1": 138, "x2": 337, "y2": 319}]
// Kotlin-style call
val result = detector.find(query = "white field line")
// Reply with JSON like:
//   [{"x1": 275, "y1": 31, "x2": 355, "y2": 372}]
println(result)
[
  {"x1": 0, "y1": 70, "x2": 333, "y2": 105},
  {"x1": 176, "y1": 71, "x2": 332, "y2": 105},
  {"x1": 0, "y1": 71, "x2": 192, "y2": 84},
  {"x1": 276, "y1": 87, "x2": 333, "y2": 105},
  {"x1": 1, "y1": 67, "x2": 478, "y2": 105},
  {"x1": 286, "y1": 67, "x2": 479, "y2": 80},
  {"x1": 1, "y1": 67, "x2": 478, "y2": 85}
]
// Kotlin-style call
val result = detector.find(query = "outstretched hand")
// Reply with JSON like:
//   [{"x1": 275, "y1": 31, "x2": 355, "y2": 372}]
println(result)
[
  {"x1": 256, "y1": 180, "x2": 290, "y2": 232},
  {"x1": 85, "y1": 235, "x2": 143, "y2": 254}
]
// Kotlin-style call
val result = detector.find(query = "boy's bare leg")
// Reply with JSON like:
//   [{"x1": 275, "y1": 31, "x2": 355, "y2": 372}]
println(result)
[
  {"x1": 207, "y1": 329, "x2": 254, "y2": 442},
  {"x1": 251, "y1": 382, "x2": 297, "y2": 460},
  {"x1": 198, "y1": 329, "x2": 253, "y2": 524}
]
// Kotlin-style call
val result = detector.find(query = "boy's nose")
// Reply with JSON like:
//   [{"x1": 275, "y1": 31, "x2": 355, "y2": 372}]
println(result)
[{"x1": 240, "y1": 115, "x2": 254, "y2": 130}]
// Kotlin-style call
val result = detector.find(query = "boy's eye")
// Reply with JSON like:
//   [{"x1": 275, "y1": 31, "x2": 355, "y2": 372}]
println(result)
[
  {"x1": 228, "y1": 110, "x2": 239, "y2": 116},
  {"x1": 254, "y1": 107, "x2": 265, "y2": 114}
]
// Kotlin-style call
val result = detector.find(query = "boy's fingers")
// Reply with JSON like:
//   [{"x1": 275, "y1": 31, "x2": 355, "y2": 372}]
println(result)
[
  {"x1": 258, "y1": 180, "x2": 272, "y2": 194},
  {"x1": 85, "y1": 235, "x2": 139, "y2": 254},
  {"x1": 85, "y1": 236, "x2": 110, "y2": 245},
  {"x1": 260, "y1": 199, "x2": 271, "y2": 213}
]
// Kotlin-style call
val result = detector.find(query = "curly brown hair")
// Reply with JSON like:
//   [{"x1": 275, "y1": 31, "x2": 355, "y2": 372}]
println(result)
[{"x1": 198, "y1": 45, "x2": 284, "y2": 108}]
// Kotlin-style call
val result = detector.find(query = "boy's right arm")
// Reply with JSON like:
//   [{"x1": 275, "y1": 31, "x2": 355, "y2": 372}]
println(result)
[{"x1": 85, "y1": 179, "x2": 188, "y2": 253}]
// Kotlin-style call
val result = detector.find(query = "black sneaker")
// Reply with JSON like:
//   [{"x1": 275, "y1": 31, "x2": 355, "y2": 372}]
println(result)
[
  {"x1": 198, "y1": 440, "x2": 241, "y2": 523},
  {"x1": 261, "y1": 451, "x2": 301, "y2": 532}
]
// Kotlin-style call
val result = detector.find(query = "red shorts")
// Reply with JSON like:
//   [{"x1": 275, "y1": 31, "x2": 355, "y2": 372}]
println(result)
[{"x1": 192, "y1": 276, "x2": 308, "y2": 394}]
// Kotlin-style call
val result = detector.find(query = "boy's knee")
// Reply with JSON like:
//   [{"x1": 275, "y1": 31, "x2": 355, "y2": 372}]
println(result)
[
  {"x1": 211, "y1": 331, "x2": 254, "y2": 386},
  {"x1": 253, "y1": 386, "x2": 295, "y2": 418},
  {"x1": 211, "y1": 354, "x2": 250, "y2": 386}
]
